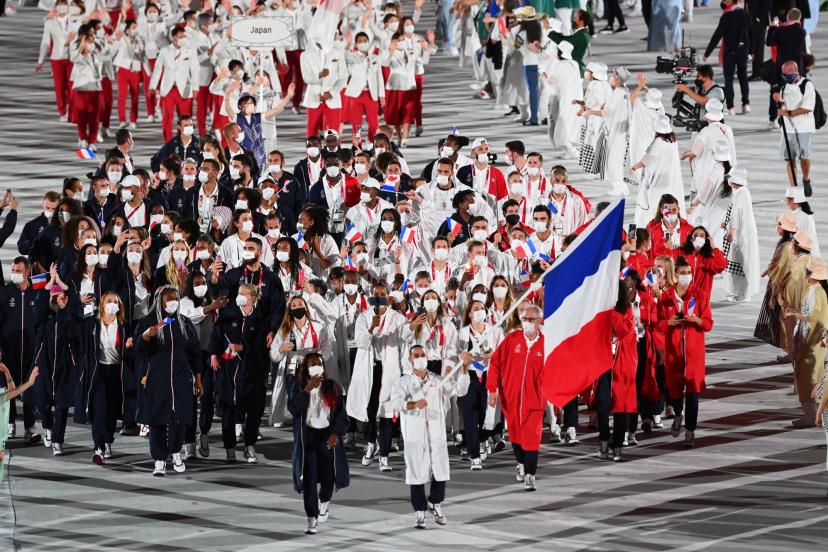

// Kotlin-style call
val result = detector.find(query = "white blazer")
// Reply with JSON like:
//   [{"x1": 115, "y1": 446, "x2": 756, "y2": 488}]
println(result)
[
  {"x1": 344, "y1": 50, "x2": 385, "y2": 100},
  {"x1": 113, "y1": 35, "x2": 145, "y2": 72},
  {"x1": 300, "y1": 46, "x2": 348, "y2": 109},
  {"x1": 149, "y1": 43, "x2": 200, "y2": 98},
  {"x1": 38, "y1": 15, "x2": 82, "y2": 64}
]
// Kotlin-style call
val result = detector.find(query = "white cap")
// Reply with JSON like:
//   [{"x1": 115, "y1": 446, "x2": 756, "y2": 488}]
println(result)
[
  {"x1": 586, "y1": 62, "x2": 608, "y2": 81},
  {"x1": 362, "y1": 177, "x2": 381, "y2": 190},
  {"x1": 655, "y1": 116, "x2": 673, "y2": 134},
  {"x1": 644, "y1": 88, "x2": 663, "y2": 109},
  {"x1": 712, "y1": 138, "x2": 730, "y2": 162},
  {"x1": 323, "y1": 128, "x2": 339, "y2": 139},
  {"x1": 471, "y1": 137, "x2": 488, "y2": 150},
  {"x1": 557, "y1": 41, "x2": 574, "y2": 59},
  {"x1": 727, "y1": 166, "x2": 748, "y2": 186},
  {"x1": 705, "y1": 98, "x2": 724, "y2": 121},
  {"x1": 121, "y1": 175, "x2": 140, "y2": 188},
  {"x1": 785, "y1": 185, "x2": 806, "y2": 203}
]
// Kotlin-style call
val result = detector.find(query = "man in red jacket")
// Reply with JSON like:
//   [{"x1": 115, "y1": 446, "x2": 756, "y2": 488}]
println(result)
[
  {"x1": 487, "y1": 304, "x2": 546, "y2": 491},
  {"x1": 646, "y1": 195, "x2": 694, "y2": 260}
]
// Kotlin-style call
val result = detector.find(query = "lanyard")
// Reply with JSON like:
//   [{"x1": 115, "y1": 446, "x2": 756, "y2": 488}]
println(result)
[
  {"x1": 364, "y1": 203, "x2": 377, "y2": 223},
  {"x1": 431, "y1": 261, "x2": 450, "y2": 282},
  {"x1": 426, "y1": 323, "x2": 445, "y2": 347},
  {"x1": 126, "y1": 202, "x2": 144, "y2": 224},
  {"x1": 296, "y1": 321, "x2": 318, "y2": 348},
  {"x1": 243, "y1": 267, "x2": 264, "y2": 289}
]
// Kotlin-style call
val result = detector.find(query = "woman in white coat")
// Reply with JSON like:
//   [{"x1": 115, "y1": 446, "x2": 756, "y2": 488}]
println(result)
[
  {"x1": 630, "y1": 116, "x2": 686, "y2": 227},
  {"x1": 578, "y1": 62, "x2": 612, "y2": 177},
  {"x1": 722, "y1": 166, "x2": 761, "y2": 302},
  {"x1": 603, "y1": 67, "x2": 632, "y2": 195},
  {"x1": 345, "y1": 282, "x2": 408, "y2": 471},
  {"x1": 687, "y1": 139, "x2": 732, "y2": 247},
  {"x1": 391, "y1": 344, "x2": 469, "y2": 529}
]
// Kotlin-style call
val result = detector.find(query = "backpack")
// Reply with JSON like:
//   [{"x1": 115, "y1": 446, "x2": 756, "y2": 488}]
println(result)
[{"x1": 800, "y1": 79, "x2": 827, "y2": 130}]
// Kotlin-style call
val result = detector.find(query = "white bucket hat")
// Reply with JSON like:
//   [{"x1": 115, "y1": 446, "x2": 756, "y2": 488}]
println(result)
[{"x1": 644, "y1": 88, "x2": 663, "y2": 110}]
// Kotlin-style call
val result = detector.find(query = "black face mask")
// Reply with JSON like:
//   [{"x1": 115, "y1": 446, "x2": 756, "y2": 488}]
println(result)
[
  {"x1": 720, "y1": 1, "x2": 726, "y2": 8},
  {"x1": 368, "y1": 296, "x2": 388, "y2": 307},
  {"x1": 290, "y1": 307, "x2": 306, "y2": 319},
  {"x1": 505, "y1": 214, "x2": 520, "y2": 226},
  {"x1": 694, "y1": 78, "x2": 704, "y2": 89}
]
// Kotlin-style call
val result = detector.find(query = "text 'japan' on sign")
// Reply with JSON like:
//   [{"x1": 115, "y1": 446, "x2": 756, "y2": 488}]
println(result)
[{"x1": 229, "y1": 16, "x2": 295, "y2": 48}]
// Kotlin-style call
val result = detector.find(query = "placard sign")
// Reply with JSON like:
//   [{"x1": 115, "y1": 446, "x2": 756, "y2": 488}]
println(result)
[{"x1": 229, "y1": 16, "x2": 294, "y2": 48}]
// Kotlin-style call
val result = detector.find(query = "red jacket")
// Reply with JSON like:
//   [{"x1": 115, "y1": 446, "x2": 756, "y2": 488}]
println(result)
[
  {"x1": 626, "y1": 251, "x2": 654, "y2": 276},
  {"x1": 656, "y1": 286, "x2": 713, "y2": 399},
  {"x1": 681, "y1": 248, "x2": 728, "y2": 298},
  {"x1": 646, "y1": 218, "x2": 694, "y2": 260},
  {"x1": 343, "y1": 174, "x2": 361, "y2": 208},
  {"x1": 611, "y1": 309, "x2": 638, "y2": 413},
  {"x1": 488, "y1": 330, "x2": 546, "y2": 423},
  {"x1": 636, "y1": 289, "x2": 661, "y2": 402}
]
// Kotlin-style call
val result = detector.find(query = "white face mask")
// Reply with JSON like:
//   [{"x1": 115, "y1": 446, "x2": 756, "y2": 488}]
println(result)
[
  {"x1": 127, "y1": 251, "x2": 142, "y2": 264},
  {"x1": 553, "y1": 183, "x2": 567, "y2": 195},
  {"x1": 241, "y1": 250, "x2": 256, "y2": 261},
  {"x1": 664, "y1": 213, "x2": 679, "y2": 224},
  {"x1": 476, "y1": 153, "x2": 488, "y2": 164},
  {"x1": 387, "y1": 21, "x2": 398, "y2": 31},
  {"x1": 380, "y1": 220, "x2": 395, "y2": 234},
  {"x1": 235, "y1": 200, "x2": 248, "y2": 211},
  {"x1": 434, "y1": 248, "x2": 449, "y2": 261},
  {"x1": 193, "y1": 284, "x2": 208, "y2": 298},
  {"x1": 424, "y1": 298, "x2": 439, "y2": 313},
  {"x1": 196, "y1": 249, "x2": 211, "y2": 261},
  {"x1": 441, "y1": 146, "x2": 454, "y2": 158},
  {"x1": 276, "y1": 250, "x2": 290, "y2": 262},
  {"x1": 164, "y1": 300, "x2": 179, "y2": 314},
  {"x1": 436, "y1": 174, "x2": 449, "y2": 186},
  {"x1": 182, "y1": 174, "x2": 196, "y2": 183},
  {"x1": 678, "y1": 274, "x2": 693, "y2": 286},
  {"x1": 202, "y1": 152, "x2": 215, "y2": 160},
  {"x1": 267, "y1": 228, "x2": 280, "y2": 239},
  {"x1": 111, "y1": 225, "x2": 123, "y2": 236},
  {"x1": 326, "y1": 166, "x2": 340, "y2": 178},
  {"x1": 474, "y1": 255, "x2": 487, "y2": 267},
  {"x1": 357, "y1": 41, "x2": 370, "y2": 52},
  {"x1": 356, "y1": 252, "x2": 369, "y2": 264},
  {"x1": 268, "y1": 164, "x2": 283, "y2": 176},
  {"x1": 693, "y1": 236, "x2": 706, "y2": 249},
  {"x1": 308, "y1": 364, "x2": 325, "y2": 377},
  {"x1": 472, "y1": 310, "x2": 487, "y2": 323},
  {"x1": 510, "y1": 183, "x2": 525, "y2": 196},
  {"x1": 86, "y1": 254, "x2": 99, "y2": 266},
  {"x1": 261, "y1": 187, "x2": 275, "y2": 201},
  {"x1": 173, "y1": 232, "x2": 183, "y2": 242},
  {"x1": 533, "y1": 220, "x2": 548, "y2": 233},
  {"x1": 241, "y1": 220, "x2": 254, "y2": 233},
  {"x1": 44, "y1": 209, "x2": 55, "y2": 219},
  {"x1": 360, "y1": 192, "x2": 372, "y2": 204},
  {"x1": 182, "y1": 125, "x2": 194, "y2": 136},
  {"x1": 526, "y1": 167, "x2": 540, "y2": 178},
  {"x1": 108, "y1": 170, "x2": 122, "y2": 182},
  {"x1": 472, "y1": 229, "x2": 488, "y2": 241},
  {"x1": 70, "y1": 5, "x2": 82, "y2": 15},
  {"x1": 10, "y1": 273, "x2": 24, "y2": 285},
  {"x1": 472, "y1": 292, "x2": 487, "y2": 303},
  {"x1": 522, "y1": 320, "x2": 537, "y2": 334},
  {"x1": 98, "y1": 253, "x2": 109, "y2": 266},
  {"x1": 160, "y1": 223, "x2": 172, "y2": 235},
  {"x1": 172, "y1": 250, "x2": 188, "y2": 262},
  {"x1": 198, "y1": 171, "x2": 209, "y2": 183},
  {"x1": 150, "y1": 214, "x2": 164, "y2": 225},
  {"x1": 121, "y1": 189, "x2": 134, "y2": 202},
  {"x1": 230, "y1": 167, "x2": 242, "y2": 180},
  {"x1": 374, "y1": 147, "x2": 386, "y2": 155},
  {"x1": 295, "y1": 222, "x2": 304, "y2": 233},
  {"x1": 104, "y1": 302, "x2": 119, "y2": 315},
  {"x1": 412, "y1": 357, "x2": 428, "y2": 371},
  {"x1": 83, "y1": 238, "x2": 97, "y2": 247},
  {"x1": 404, "y1": 24, "x2": 415, "y2": 34},
  {"x1": 492, "y1": 286, "x2": 508, "y2": 299},
  {"x1": 159, "y1": 171, "x2": 168, "y2": 182},
  {"x1": 59, "y1": 211, "x2": 72, "y2": 223},
  {"x1": 235, "y1": 294, "x2": 249, "y2": 307},
  {"x1": 415, "y1": 286, "x2": 429, "y2": 297},
  {"x1": 146, "y1": 11, "x2": 158, "y2": 21},
  {"x1": 307, "y1": 146, "x2": 320, "y2": 158},
  {"x1": 99, "y1": 188, "x2": 111, "y2": 198},
  {"x1": 344, "y1": 283, "x2": 359, "y2": 296},
  {"x1": 354, "y1": 163, "x2": 367, "y2": 175}
]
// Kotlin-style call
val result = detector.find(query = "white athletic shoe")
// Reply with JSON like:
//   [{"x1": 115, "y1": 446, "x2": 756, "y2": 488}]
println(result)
[
  {"x1": 305, "y1": 517, "x2": 318, "y2": 534},
  {"x1": 479, "y1": 444, "x2": 488, "y2": 461},
  {"x1": 670, "y1": 414, "x2": 684, "y2": 438},
  {"x1": 612, "y1": 448, "x2": 622, "y2": 462},
  {"x1": 550, "y1": 424, "x2": 562, "y2": 444},
  {"x1": 318, "y1": 501, "x2": 330, "y2": 523},
  {"x1": 565, "y1": 427, "x2": 579, "y2": 445},
  {"x1": 471, "y1": 457, "x2": 483, "y2": 470},
  {"x1": 379, "y1": 456, "x2": 392, "y2": 472},
  {"x1": 43, "y1": 429, "x2": 52, "y2": 447},
  {"x1": 361, "y1": 442, "x2": 376, "y2": 466},
  {"x1": 414, "y1": 511, "x2": 426, "y2": 529},
  {"x1": 146, "y1": 115, "x2": 155, "y2": 123},
  {"x1": 104, "y1": 443, "x2": 113, "y2": 459},
  {"x1": 515, "y1": 463, "x2": 525, "y2": 482},
  {"x1": 524, "y1": 473, "x2": 536, "y2": 491},
  {"x1": 235, "y1": 423, "x2": 243, "y2": 440},
  {"x1": 664, "y1": 405, "x2": 675, "y2": 418},
  {"x1": 153, "y1": 460, "x2": 165, "y2": 476},
  {"x1": 139, "y1": 425, "x2": 149, "y2": 437},
  {"x1": 653, "y1": 415, "x2": 664, "y2": 429},
  {"x1": 53, "y1": 443, "x2": 63, "y2": 456},
  {"x1": 172, "y1": 453, "x2": 186, "y2": 473},
  {"x1": 59, "y1": 114, "x2": 68, "y2": 122},
  {"x1": 626, "y1": 432, "x2": 638, "y2": 446},
  {"x1": 92, "y1": 448, "x2": 104, "y2": 465},
  {"x1": 431, "y1": 503, "x2": 447, "y2": 525},
  {"x1": 78, "y1": 140, "x2": 89, "y2": 150},
  {"x1": 129, "y1": 122, "x2": 137, "y2": 130},
  {"x1": 598, "y1": 441, "x2": 609, "y2": 460},
  {"x1": 244, "y1": 445, "x2": 258, "y2": 464}
]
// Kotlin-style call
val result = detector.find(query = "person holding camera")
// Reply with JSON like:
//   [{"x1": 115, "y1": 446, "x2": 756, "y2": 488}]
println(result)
[
  {"x1": 674, "y1": 64, "x2": 726, "y2": 109},
  {"x1": 703, "y1": 0, "x2": 752, "y2": 116}
]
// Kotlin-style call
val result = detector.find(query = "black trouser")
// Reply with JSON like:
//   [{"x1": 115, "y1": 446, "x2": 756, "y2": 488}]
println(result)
[
  {"x1": 8, "y1": 398, "x2": 36, "y2": 430},
  {"x1": 723, "y1": 45, "x2": 750, "y2": 109},
  {"x1": 365, "y1": 361, "x2": 394, "y2": 456},
  {"x1": 562, "y1": 397, "x2": 579, "y2": 429},
  {"x1": 426, "y1": 359, "x2": 442, "y2": 376},
  {"x1": 458, "y1": 375, "x2": 489, "y2": 459},
  {"x1": 654, "y1": 363, "x2": 667, "y2": 415},
  {"x1": 511, "y1": 443, "x2": 538, "y2": 475},
  {"x1": 750, "y1": 22, "x2": 767, "y2": 77},
  {"x1": 605, "y1": 0, "x2": 626, "y2": 27},
  {"x1": 595, "y1": 370, "x2": 627, "y2": 448},
  {"x1": 199, "y1": 360, "x2": 215, "y2": 435},
  {"x1": 347, "y1": 349, "x2": 358, "y2": 434},
  {"x1": 149, "y1": 422, "x2": 186, "y2": 461},
  {"x1": 769, "y1": 79, "x2": 783, "y2": 121},
  {"x1": 410, "y1": 479, "x2": 446, "y2": 511},
  {"x1": 632, "y1": 338, "x2": 652, "y2": 429},
  {"x1": 643, "y1": 0, "x2": 652, "y2": 27},
  {"x1": 668, "y1": 392, "x2": 699, "y2": 430},
  {"x1": 44, "y1": 406, "x2": 69, "y2": 444},
  {"x1": 222, "y1": 403, "x2": 260, "y2": 448},
  {"x1": 91, "y1": 363, "x2": 120, "y2": 450},
  {"x1": 303, "y1": 426, "x2": 335, "y2": 518}
]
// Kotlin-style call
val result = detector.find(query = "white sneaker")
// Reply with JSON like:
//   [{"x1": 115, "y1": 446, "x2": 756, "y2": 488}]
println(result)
[
  {"x1": 92, "y1": 448, "x2": 104, "y2": 465},
  {"x1": 305, "y1": 517, "x2": 318, "y2": 534},
  {"x1": 88, "y1": 143, "x2": 97, "y2": 152},
  {"x1": 198, "y1": 434, "x2": 210, "y2": 457},
  {"x1": 119, "y1": 120, "x2": 127, "y2": 129},
  {"x1": 139, "y1": 425, "x2": 149, "y2": 437},
  {"x1": 78, "y1": 140, "x2": 88, "y2": 150},
  {"x1": 431, "y1": 502, "x2": 447, "y2": 525},
  {"x1": 414, "y1": 511, "x2": 426, "y2": 529},
  {"x1": 272, "y1": 421, "x2": 285, "y2": 428},
  {"x1": 670, "y1": 414, "x2": 684, "y2": 438},
  {"x1": 53, "y1": 443, "x2": 63, "y2": 456},
  {"x1": 361, "y1": 442, "x2": 376, "y2": 466},
  {"x1": 550, "y1": 424, "x2": 562, "y2": 444},
  {"x1": 565, "y1": 427, "x2": 579, "y2": 445},
  {"x1": 59, "y1": 114, "x2": 68, "y2": 122},
  {"x1": 768, "y1": 119, "x2": 780, "y2": 130},
  {"x1": 598, "y1": 441, "x2": 609, "y2": 460},
  {"x1": 43, "y1": 429, "x2": 52, "y2": 447},
  {"x1": 653, "y1": 415, "x2": 664, "y2": 429},
  {"x1": 129, "y1": 122, "x2": 137, "y2": 130},
  {"x1": 612, "y1": 447, "x2": 622, "y2": 462},
  {"x1": 478, "y1": 444, "x2": 488, "y2": 461},
  {"x1": 104, "y1": 443, "x2": 113, "y2": 459},
  {"x1": 741, "y1": 104, "x2": 751, "y2": 114},
  {"x1": 146, "y1": 115, "x2": 155, "y2": 123},
  {"x1": 727, "y1": 107, "x2": 736, "y2": 116},
  {"x1": 153, "y1": 460, "x2": 165, "y2": 476},
  {"x1": 684, "y1": 430, "x2": 695, "y2": 448},
  {"x1": 524, "y1": 473, "x2": 536, "y2": 491},
  {"x1": 664, "y1": 406, "x2": 675, "y2": 418},
  {"x1": 172, "y1": 452, "x2": 186, "y2": 473},
  {"x1": 379, "y1": 456, "x2": 392, "y2": 472},
  {"x1": 626, "y1": 432, "x2": 638, "y2": 446},
  {"x1": 101, "y1": 127, "x2": 111, "y2": 138},
  {"x1": 515, "y1": 463, "x2": 525, "y2": 482},
  {"x1": 244, "y1": 445, "x2": 258, "y2": 464},
  {"x1": 182, "y1": 443, "x2": 196, "y2": 460},
  {"x1": 471, "y1": 457, "x2": 483, "y2": 470},
  {"x1": 469, "y1": 82, "x2": 484, "y2": 90},
  {"x1": 318, "y1": 501, "x2": 330, "y2": 523},
  {"x1": 235, "y1": 423, "x2": 242, "y2": 439}
]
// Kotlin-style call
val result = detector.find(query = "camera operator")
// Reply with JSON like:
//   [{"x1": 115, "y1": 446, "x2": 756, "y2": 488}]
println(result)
[{"x1": 674, "y1": 65, "x2": 726, "y2": 108}]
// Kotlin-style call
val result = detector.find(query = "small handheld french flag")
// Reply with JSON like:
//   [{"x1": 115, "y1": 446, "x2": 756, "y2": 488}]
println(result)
[
  {"x1": 547, "y1": 202, "x2": 559, "y2": 215},
  {"x1": 471, "y1": 360, "x2": 486, "y2": 375},
  {"x1": 400, "y1": 279, "x2": 410, "y2": 293},
  {"x1": 380, "y1": 183, "x2": 397, "y2": 193},
  {"x1": 296, "y1": 232, "x2": 308, "y2": 250},
  {"x1": 30, "y1": 273, "x2": 48, "y2": 290},
  {"x1": 345, "y1": 224, "x2": 363, "y2": 244},
  {"x1": 539, "y1": 252, "x2": 552, "y2": 263},
  {"x1": 399, "y1": 226, "x2": 416, "y2": 244},
  {"x1": 344, "y1": 255, "x2": 357, "y2": 271},
  {"x1": 519, "y1": 267, "x2": 530, "y2": 287},
  {"x1": 619, "y1": 266, "x2": 631, "y2": 280},
  {"x1": 515, "y1": 240, "x2": 537, "y2": 260},
  {"x1": 687, "y1": 298, "x2": 696, "y2": 316},
  {"x1": 76, "y1": 148, "x2": 96, "y2": 159},
  {"x1": 446, "y1": 218, "x2": 462, "y2": 237},
  {"x1": 645, "y1": 271, "x2": 657, "y2": 286},
  {"x1": 221, "y1": 336, "x2": 237, "y2": 359},
  {"x1": 161, "y1": 316, "x2": 175, "y2": 327}
]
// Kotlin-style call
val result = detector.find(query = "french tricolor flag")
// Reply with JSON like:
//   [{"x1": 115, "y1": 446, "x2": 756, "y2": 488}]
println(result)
[
  {"x1": 514, "y1": 239, "x2": 537, "y2": 260},
  {"x1": 345, "y1": 224, "x2": 363, "y2": 244},
  {"x1": 400, "y1": 279, "x2": 410, "y2": 292},
  {"x1": 76, "y1": 148, "x2": 96, "y2": 159},
  {"x1": 30, "y1": 273, "x2": 48, "y2": 290},
  {"x1": 542, "y1": 199, "x2": 624, "y2": 407},
  {"x1": 399, "y1": 226, "x2": 416, "y2": 244},
  {"x1": 344, "y1": 255, "x2": 357, "y2": 271},
  {"x1": 446, "y1": 218, "x2": 462, "y2": 237},
  {"x1": 296, "y1": 232, "x2": 308, "y2": 250}
]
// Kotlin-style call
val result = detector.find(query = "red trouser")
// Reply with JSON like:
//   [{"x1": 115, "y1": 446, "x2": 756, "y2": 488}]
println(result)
[
  {"x1": 211, "y1": 93, "x2": 229, "y2": 144},
  {"x1": 98, "y1": 77, "x2": 113, "y2": 130},
  {"x1": 306, "y1": 104, "x2": 341, "y2": 138},
  {"x1": 414, "y1": 73, "x2": 424, "y2": 127},
  {"x1": 75, "y1": 90, "x2": 101, "y2": 143},
  {"x1": 117, "y1": 67, "x2": 141, "y2": 123},
  {"x1": 50, "y1": 59, "x2": 72, "y2": 116},
  {"x1": 143, "y1": 58, "x2": 157, "y2": 116},
  {"x1": 196, "y1": 84, "x2": 212, "y2": 137},
  {"x1": 160, "y1": 86, "x2": 193, "y2": 142},
  {"x1": 349, "y1": 90, "x2": 379, "y2": 141},
  {"x1": 282, "y1": 49, "x2": 304, "y2": 109}
]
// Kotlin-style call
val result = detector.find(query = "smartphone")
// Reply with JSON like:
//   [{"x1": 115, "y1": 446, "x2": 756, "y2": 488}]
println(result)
[
  {"x1": 416, "y1": 307, "x2": 426, "y2": 317},
  {"x1": 675, "y1": 312, "x2": 685, "y2": 320},
  {"x1": 628, "y1": 223, "x2": 636, "y2": 238}
]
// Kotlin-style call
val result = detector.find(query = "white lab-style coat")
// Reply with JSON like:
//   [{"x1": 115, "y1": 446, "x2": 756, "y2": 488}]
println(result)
[
  {"x1": 390, "y1": 369, "x2": 470, "y2": 485},
  {"x1": 344, "y1": 50, "x2": 385, "y2": 100},
  {"x1": 346, "y1": 308, "x2": 408, "y2": 422},
  {"x1": 149, "y1": 42, "x2": 200, "y2": 97}
]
